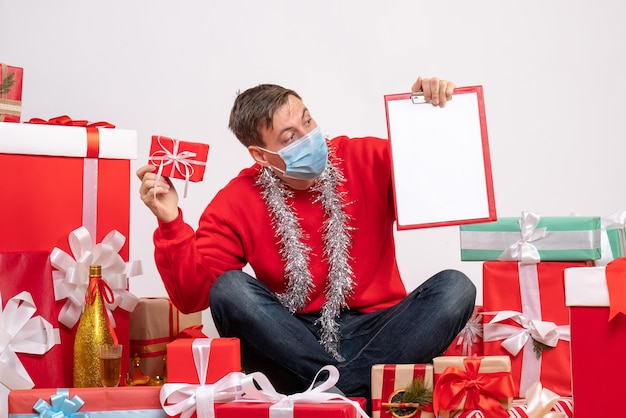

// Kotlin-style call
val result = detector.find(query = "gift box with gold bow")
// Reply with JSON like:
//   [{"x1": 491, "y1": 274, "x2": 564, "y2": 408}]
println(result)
[
  {"x1": 0, "y1": 63, "x2": 22, "y2": 122},
  {"x1": 565, "y1": 258, "x2": 626, "y2": 417},
  {"x1": 432, "y1": 356, "x2": 515, "y2": 418},
  {"x1": 0, "y1": 117, "x2": 139, "y2": 387},
  {"x1": 459, "y1": 212, "x2": 600, "y2": 263}
]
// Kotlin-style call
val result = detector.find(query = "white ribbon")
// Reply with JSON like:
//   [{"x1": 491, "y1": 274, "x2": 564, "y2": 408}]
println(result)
[
  {"x1": 150, "y1": 136, "x2": 206, "y2": 199},
  {"x1": 239, "y1": 365, "x2": 369, "y2": 418},
  {"x1": 50, "y1": 226, "x2": 142, "y2": 328},
  {"x1": 524, "y1": 382, "x2": 566, "y2": 418},
  {"x1": 498, "y1": 212, "x2": 547, "y2": 264},
  {"x1": 0, "y1": 291, "x2": 60, "y2": 391},
  {"x1": 160, "y1": 338, "x2": 246, "y2": 418},
  {"x1": 453, "y1": 310, "x2": 483, "y2": 356},
  {"x1": 596, "y1": 210, "x2": 626, "y2": 266}
]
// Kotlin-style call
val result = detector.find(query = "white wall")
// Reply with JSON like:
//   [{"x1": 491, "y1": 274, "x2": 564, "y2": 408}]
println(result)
[{"x1": 3, "y1": 0, "x2": 625, "y2": 336}]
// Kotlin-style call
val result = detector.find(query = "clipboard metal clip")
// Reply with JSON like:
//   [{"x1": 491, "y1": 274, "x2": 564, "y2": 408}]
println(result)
[{"x1": 411, "y1": 92, "x2": 426, "y2": 104}]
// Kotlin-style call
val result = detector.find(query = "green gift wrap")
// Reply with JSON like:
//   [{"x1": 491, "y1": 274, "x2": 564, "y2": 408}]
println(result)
[{"x1": 460, "y1": 212, "x2": 601, "y2": 263}]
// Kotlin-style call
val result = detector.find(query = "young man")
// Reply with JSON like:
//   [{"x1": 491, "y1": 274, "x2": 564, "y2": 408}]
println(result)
[{"x1": 137, "y1": 77, "x2": 476, "y2": 406}]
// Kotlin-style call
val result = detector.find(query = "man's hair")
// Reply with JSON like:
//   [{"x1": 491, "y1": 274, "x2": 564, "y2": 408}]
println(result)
[{"x1": 228, "y1": 84, "x2": 302, "y2": 148}]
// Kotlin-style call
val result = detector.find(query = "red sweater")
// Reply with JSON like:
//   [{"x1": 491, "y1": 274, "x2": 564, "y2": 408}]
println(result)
[{"x1": 154, "y1": 135, "x2": 407, "y2": 314}]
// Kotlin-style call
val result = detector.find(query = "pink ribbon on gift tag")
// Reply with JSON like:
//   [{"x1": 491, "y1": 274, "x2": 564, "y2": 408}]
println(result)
[
  {"x1": 149, "y1": 136, "x2": 206, "y2": 199},
  {"x1": 160, "y1": 338, "x2": 247, "y2": 418},
  {"x1": 498, "y1": 212, "x2": 547, "y2": 265},
  {"x1": 239, "y1": 365, "x2": 369, "y2": 418},
  {"x1": 50, "y1": 226, "x2": 141, "y2": 328},
  {"x1": 0, "y1": 291, "x2": 60, "y2": 391},
  {"x1": 483, "y1": 264, "x2": 570, "y2": 396}
]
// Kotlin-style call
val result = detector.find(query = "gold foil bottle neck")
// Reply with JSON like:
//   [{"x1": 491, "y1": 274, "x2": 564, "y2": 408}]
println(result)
[{"x1": 90, "y1": 264, "x2": 102, "y2": 277}]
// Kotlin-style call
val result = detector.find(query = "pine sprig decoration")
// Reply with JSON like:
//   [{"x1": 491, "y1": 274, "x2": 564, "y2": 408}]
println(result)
[
  {"x1": 533, "y1": 339, "x2": 554, "y2": 359},
  {"x1": 1, "y1": 73, "x2": 15, "y2": 95},
  {"x1": 387, "y1": 377, "x2": 434, "y2": 417},
  {"x1": 402, "y1": 377, "x2": 433, "y2": 406}
]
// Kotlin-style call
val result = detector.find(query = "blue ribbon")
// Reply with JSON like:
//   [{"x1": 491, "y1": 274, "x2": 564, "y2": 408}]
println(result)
[{"x1": 31, "y1": 389, "x2": 88, "y2": 418}]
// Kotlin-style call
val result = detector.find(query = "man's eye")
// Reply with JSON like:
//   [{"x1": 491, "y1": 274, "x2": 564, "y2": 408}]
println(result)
[
  {"x1": 286, "y1": 133, "x2": 296, "y2": 143},
  {"x1": 305, "y1": 118, "x2": 312, "y2": 126}
]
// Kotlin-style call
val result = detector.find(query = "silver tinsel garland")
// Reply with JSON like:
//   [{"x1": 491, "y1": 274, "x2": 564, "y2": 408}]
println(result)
[{"x1": 257, "y1": 158, "x2": 354, "y2": 361}]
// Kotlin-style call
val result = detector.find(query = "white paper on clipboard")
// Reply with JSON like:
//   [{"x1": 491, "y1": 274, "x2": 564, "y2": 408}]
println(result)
[{"x1": 385, "y1": 85, "x2": 496, "y2": 230}]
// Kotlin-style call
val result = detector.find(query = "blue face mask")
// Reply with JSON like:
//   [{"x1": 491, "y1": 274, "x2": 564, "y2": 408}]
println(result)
[{"x1": 261, "y1": 127, "x2": 328, "y2": 180}]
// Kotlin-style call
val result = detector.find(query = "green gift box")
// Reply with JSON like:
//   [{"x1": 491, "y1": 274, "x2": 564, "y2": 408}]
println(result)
[{"x1": 460, "y1": 212, "x2": 601, "y2": 262}]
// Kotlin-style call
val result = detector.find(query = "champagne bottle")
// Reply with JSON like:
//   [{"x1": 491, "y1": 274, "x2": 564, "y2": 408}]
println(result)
[{"x1": 73, "y1": 264, "x2": 117, "y2": 387}]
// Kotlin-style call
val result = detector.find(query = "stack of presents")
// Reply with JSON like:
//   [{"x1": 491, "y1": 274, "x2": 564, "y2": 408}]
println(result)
[{"x1": 2, "y1": 62, "x2": 626, "y2": 418}]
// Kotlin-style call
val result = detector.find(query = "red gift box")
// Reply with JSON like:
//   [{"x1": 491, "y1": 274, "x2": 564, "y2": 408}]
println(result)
[
  {"x1": 216, "y1": 401, "x2": 361, "y2": 418},
  {"x1": 8, "y1": 386, "x2": 163, "y2": 416},
  {"x1": 0, "y1": 252, "x2": 64, "y2": 415},
  {"x1": 148, "y1": 135, "x2": 209, "y2": 186},
  {"x1": 371, "y1": 364, "x2": 434, "y2": 418},
  {"x1": 0, "y1": 63, "x2": 22, "y2": 122},
  {"x1": 0, "y1": 119, "x2": 138, "y2": 387},
  {"x1": 565, "y1": 259, "x2": 626, "y2": 418},
  {"x1": 166, "y1": 338, "x2": 241, "y2": 384},
  {"x1": 444, "y1": 306, "x2": 484, "y2": 357},
  {"x1": 482, "y1": 261, "x2": 587, "y2": 398}
]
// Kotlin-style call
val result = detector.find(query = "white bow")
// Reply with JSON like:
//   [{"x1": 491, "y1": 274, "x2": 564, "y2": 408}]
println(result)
[
  {"x1": 150, "y1": 136, "x2": 206, "y2": 199},
  {"x1": 240, "y1": 365, "x2": 370, "y2": 418},
  {"x1": 160, "y1": 338, "x2": 246, "y2": 418},
  {"x1": 483, "y1": 310, "x2": 569, "y2": 356},
  {"x1": 597, "y1": 210, "x2": 626, "y2": 266},
  {"x1": 524, "y1": 382, "x2": 566, "y2": 418},
  {"x1": 0, "y1": 291, "x2": 60, "y2": 390},
  {"x1": 453, "y1": 311, "x2": 483, "y2": 356},
  {"x1": 50, "y1": 226, "x2": 141, "y2": 328},
  {"x1": 498, "y1": 212, "x2": 547, "y2": 264}
]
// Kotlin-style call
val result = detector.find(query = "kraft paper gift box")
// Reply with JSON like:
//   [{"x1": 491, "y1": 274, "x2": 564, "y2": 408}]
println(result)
[
  {"x1": 0, "y1": 252, "x2": 63, "y2": 418},
  {"x1": 564, "y1": 259, "x2": 626, "y2": 418},
  {"x1": 166, "y1": 337, "x2": 241, "y2": 384},
  {"x1": 8, "y1": 386, "x2": 165, "y2": 417},
  {"x1": 482, "y1": 261, "x2": 588, "y2": 398},
  {"x1": 371, "y1": 364, "x2": 434, "y2": 418},
  {"x1": 432, "y1": 356, "x2": 515, "y2": 418},
  {"x1": 0, "y1": 118, "x2": 140, "y2": 387},
  {"x1": 148, "y1": 135, "x2": 209, "y2": 198},
  {"x1": 444, "y1": 306, "x2": 483, "y2": 357},
  {"x1": 459, "y1": 211, "x2": 601, "y2": 262},
  {"x1": 130, "y1": 297, "x2": 203, "y2": 379},
  {"x1": 0, "y1": 63, "x2": 23, "y2": 122}
]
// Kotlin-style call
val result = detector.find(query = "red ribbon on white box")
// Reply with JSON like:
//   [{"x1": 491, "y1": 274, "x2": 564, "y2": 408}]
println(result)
[
  {"x1": 160, "y1": 338, "x2": 246, "y2": 418},
  {"x1": 149, "y1": 136, "x2": 206, "y2": 199},
  {"x1": 483, "y1": 264, "x2": 570, "y2": 396},
  {"x1": 50, "y1": 226, "x2": 142, "y2": 329}
]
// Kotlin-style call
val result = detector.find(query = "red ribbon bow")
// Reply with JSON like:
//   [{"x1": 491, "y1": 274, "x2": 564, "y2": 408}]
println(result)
[
  {"x1": 85, "y1": 276, "x2": 119, "y2": 345},
  {"x1": 27, "y1": 115, "x2": 115, "y2": 158},
  {"x1": 606, "y1": 257, "x2": 626, "y2": 320},
  {"x1": 433, "y1": 357, "x2": 515, "y2": 418}
]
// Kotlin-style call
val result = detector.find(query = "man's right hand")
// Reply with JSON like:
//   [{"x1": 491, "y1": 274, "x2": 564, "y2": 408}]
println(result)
[{"x1": 136, "y1": 164, "x2": 180, "y2": 223}]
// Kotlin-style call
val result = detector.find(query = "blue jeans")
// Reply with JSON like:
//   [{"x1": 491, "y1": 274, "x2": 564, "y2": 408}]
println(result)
[{"x1": 210, "y1": 269, "x2": 476, "y2": 409}]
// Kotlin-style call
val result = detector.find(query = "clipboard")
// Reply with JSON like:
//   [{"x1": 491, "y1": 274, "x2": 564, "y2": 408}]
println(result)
[{"x1": 384, "y1": 85, "x2": 496, "y2": 230}]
